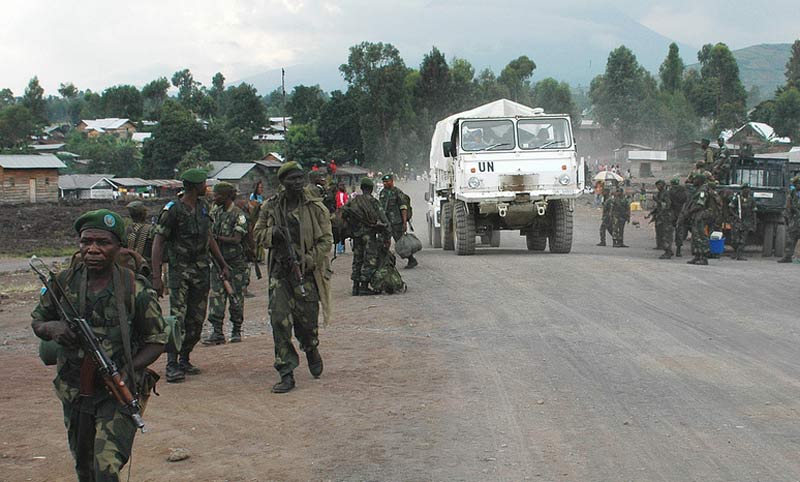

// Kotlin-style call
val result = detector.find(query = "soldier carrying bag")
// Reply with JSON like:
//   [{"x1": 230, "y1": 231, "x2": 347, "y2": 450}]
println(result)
[{"x1": 395, "y1": 222, "x2": 422, "y2": 259}]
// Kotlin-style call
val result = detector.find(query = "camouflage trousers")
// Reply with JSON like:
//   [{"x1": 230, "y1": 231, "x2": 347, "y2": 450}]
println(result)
[
  {"x1": 61, "y1": 394, "x2": 137, "y2": 482},
  {"x1": 599, "y1": 218, "x2": 611, "y2": 243},
  {"x1": 268, "y1": 276, "x2": 320, "y2": 376},
  {"x1": 783, "y1": 224, "x2": 800, "y2": 259},
  {"x1": 351, "y1": 233, "x2": 381, "y2": 283},
  {"x1": 611, "y1": 218, "x2": 626, "y2": 243},
  {"x1": 656, "y1": 218, "x2": 674, "y2": 253},
  {"x1": 207, "y1": 261, "x2": 248, "y2": 331},
  {"x1": 691, "y1": 218, "x2": 710, "y2": 258},
  {"x1": 168, "y1": 261, "x2": 210, "y2": 355},
  {"x1": 674, "y1": 218, "x2": 689, "y2": 249},
  {"x1": 729, "y1": 221, "x2": 752, "y2": 250}
]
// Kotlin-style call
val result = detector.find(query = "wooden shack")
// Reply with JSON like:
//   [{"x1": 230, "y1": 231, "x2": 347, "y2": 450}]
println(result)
[{"x1": 0, "y1": 154, "x2": 67, "y2": 204}]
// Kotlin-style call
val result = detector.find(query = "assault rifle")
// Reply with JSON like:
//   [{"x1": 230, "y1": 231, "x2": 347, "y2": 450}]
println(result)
[
  {"x1": 29, "y1": 256, "x2": 146, "y2": 432},
  {"x1": 274, "y1": 225, "x2": 307, "y2": 298},
  {"x1": 210, "y1": 257, "x2": 239, "y2": 309}
]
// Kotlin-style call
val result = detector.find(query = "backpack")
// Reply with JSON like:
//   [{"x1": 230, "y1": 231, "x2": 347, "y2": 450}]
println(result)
[{"x1": 370, "y1": 250, "x2": 407, "y2": 294}]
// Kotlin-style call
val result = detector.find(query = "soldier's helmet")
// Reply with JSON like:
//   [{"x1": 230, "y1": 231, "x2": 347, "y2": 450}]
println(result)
[
  {"x1": 670, "y1": 177, "x2": 681, "y2": 185},
  {"x1": 655, "y1": 179, "x2": 665, "y2": 186}
]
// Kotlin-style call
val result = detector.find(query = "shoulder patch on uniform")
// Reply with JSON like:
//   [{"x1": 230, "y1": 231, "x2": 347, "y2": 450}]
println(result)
[
  {"x1": 238, "y1": 214, "x2": 247, "y2": 224},
  {"x1": 699, "y1": 192, "x2": 705, "y2": 198},
  {"x1": 163, "y1": 201, "x2": 175, "y2": 210}
]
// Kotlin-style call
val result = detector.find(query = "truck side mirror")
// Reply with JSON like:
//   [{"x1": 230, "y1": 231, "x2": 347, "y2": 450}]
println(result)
[
  {"x1": 442, "y1": 141, "x2": 452, "y2": 158},
  {"x1": 424, "y1": 192, "x2": 430, "y2": 201}
]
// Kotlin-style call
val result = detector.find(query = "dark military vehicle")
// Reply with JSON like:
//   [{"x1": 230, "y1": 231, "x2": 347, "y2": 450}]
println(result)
[{"x1": 721, "y1": 154, "x2": 800, "y2": 256}]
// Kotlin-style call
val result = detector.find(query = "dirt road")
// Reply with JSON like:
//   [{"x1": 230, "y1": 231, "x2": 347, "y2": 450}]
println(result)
[{"x1": 2, "y1": 180, "x2": 800, "y2": 481}]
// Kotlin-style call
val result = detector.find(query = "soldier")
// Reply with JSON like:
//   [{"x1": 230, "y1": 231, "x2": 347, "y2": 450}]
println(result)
[
  {"x1": 124, "y1": 201, "x2": 155, "y2": 263},
  {"x1": 151, "y1": 168, "x2": 231, "y2": 383},
  {"x1": 669, "y1": 177, "x2": 688, "y2": 257},
  {"x1": 341, "y1": 177, "x2": 391, "y2": 296},
  {"x1": 686, "y1": 174, "x2": 711, "y2": 265},
  {"x1": 648, "y1": 180, "x2": 674, "y2": 259},
  {"x1": 597, "y1": 187, "x2": 612, "y2": 246},
  {"x1": 706, "y1": 180, "x2": 724, "y2": 258},
  {"x1": 254, "y1": 162, "x2": 332, "y2": 393},
  {"x1": 728, "y1": 183, "x2": 757, "y2": 260},
  {"x1": 610, "y1": 187, "x2": 630, "y2": 248},
  {"x1": 379, "y1": 173, "x2": 417, "y2": 268},
  {"x1": 31, "y1": 209, "x2": 166, "y2": 482},
  {"x1": 701, "y1": 137, "x2": 715, "y2": 167},
  {"x1": 713, "y1": 137, "x2": 731, "y2": 183},
  {"x1": 778, "y1": 175, "x2": 800, "y2": 263},
  {"x1": 203, "y1": 182, "x2": 249, "y2": 345}
]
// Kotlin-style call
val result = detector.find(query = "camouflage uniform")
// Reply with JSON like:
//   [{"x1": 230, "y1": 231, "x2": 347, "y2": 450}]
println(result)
[
  {"x1": 207, "y1": 203, "x2": 249, "y2": 337},
  {"x1": 713, "y1": 142, "x2": 731, "y2": 183},
  {"x1": 780, "y1": 184, "x2": 800, "y2": 261},
  {"x1": 598, "y1": 192, "x2": 612, "y2": 245},
  {"x1": 379, "y1": 186, "x2": 410, "y2": 242},
  {"x1": 610, "y1": 194, "x2": 630, "y2": 246},
  {"x1": 688, "y1": 185, "x2": 711, "y2": 262},
  {"x1": 652, "y1": 186, "x2": 674, "y2": 257},
  {"x1": 728, "y1": 191, "x2": 756, "y2": 259},
  {"x1": 31, "y1": 263, "x2": 166, "y2": 482},
  {"x1": 154, "y1": 198, "x2": 211, "y2": 359},
  {"x1": 341, "y1": 193, "x2": 390, "y2": 285},
  {"x1": 125, "y1": 222, "x2": 155, "y2": 263},
  {"x1": 669, "y1": 183, "x2": 689, "y2": 255},
  {"x1": 254, "y1": 190, "x2": 332, "y2": 377}
]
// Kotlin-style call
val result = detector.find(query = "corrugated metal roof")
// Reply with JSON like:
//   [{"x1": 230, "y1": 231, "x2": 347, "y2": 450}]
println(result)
[
  {"x1": 59, "y1": 174, "x2": 116, "y2": 190},
  {"x1": 80, "y1": 118, "x2": 132, "y2": 130},
  {"x1": 0, "y1": 154, "x2": 67, "y2": 169},
  {"x1": 256, "y1": 159, "x2": 283, "y2": 169},
  {"x1": 131, "y1": 133, "x2": 152, "y2": 143},
  {"x1": 111, "y1": 177, "x2": 150, "y2": 187},
  {"x1": 28, "y1": 143, "x2": 65, "y2": 151},
  {"x1": 214, "y1": 163, "x2": 256, "y2": 180},
  {"x1": 208, "y1": 161, "x2": 231, "y2": 178}
]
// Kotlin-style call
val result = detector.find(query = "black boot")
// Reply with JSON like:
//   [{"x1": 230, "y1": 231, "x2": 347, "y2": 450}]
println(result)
[
  {"x1": 272, "y1": 372, "x2": 295, "y2": 393},
  {"x1": 179, "y1": 350, "x2": 201, "y2": 375},
  {"x1": 165, "y1": 352, "x2": 185, "y2": 383},
  {"x1": 230, "y1": 326, "x2": 242, "y2": 343},
  {"x1": 306, "y1": 348, "x2": 323, "y2": 378},
  {"x1": 202, "y1": 325, "x2": 226, "y2": 345},
  {"x1": 696, "y1": 257, "x2": 709, "y2": 265},
  {"x1": 675, "y1": 246, "x2": 682, "y2": 257},
  {"x1": 352, "y1": 280, "x2": 360, "y2": 296},
  {"x1": 659, "y1": 251, "x2": 672, "y2": 260},
  {"x1": 777, "y1": 256, "x2": 793, "y2": 263},
  {"x1": 596, "y1": 241, "x2": 606, "y2": 246},
  {"x1": 359, "y1": 282, "x2": 378, "y2": 295},
  {"x1": 405, "y1": 256, "x2": 418, "y2": 269}
]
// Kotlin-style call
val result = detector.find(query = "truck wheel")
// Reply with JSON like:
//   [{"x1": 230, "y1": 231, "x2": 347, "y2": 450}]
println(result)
[
  {"x1": 548, "y1": 199, "x2": 573, "y2": 253},
  {"x1": 454, "y1": 201, "x2": 476, "y2": 255},
  {"x1": 489, "y1": 229, "x2": 501, "y2": 247},
  {"x1": 526, "y1": 230, "x2": 547, "y2": 251},
  {"x1": 431, "y1": 218, "x2": 442, "y2": 248},
  {"x1": 442, "y1": 202, "x2": 454, "y2": 251},
  {"x1": 762, "y1": 222, "x2": 775, "y2": 257},
  {"x1": 775, "y1": 223, "x2": 787, "y2": 257}
]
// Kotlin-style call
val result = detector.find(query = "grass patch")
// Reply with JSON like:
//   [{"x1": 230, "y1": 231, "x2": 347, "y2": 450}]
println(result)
[{"x1": 0, "y1": 247, "x2": 76, "y2": 258}]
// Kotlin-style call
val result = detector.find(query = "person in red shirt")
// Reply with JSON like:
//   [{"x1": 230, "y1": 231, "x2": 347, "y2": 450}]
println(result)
[
  {"x1": 329, "y1": 159, "x2": 338, "y2": 175},
  {"x1": 335, "y1": 181, "x2": 349, "y2": 254}
]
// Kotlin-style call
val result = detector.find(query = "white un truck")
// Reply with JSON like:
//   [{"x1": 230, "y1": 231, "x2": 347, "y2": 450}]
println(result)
[{"x1": 426, "y1": 99, "x2": 584, "y2": 255}]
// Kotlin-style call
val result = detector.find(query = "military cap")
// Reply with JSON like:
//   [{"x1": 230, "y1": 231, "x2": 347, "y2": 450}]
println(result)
[
  {"x1": 701, "y1": 137, "x2": 710, "y2": 144},
  {"x1": 126, "y1": 200, "x2": 146, "y2": 213},
  {"x1": 693, "y1": 173, "x2": 707, "y2": 182},
  {"x1": 180, "y1": 168, "x2": 208, "y2": 184},
  {"x1": 718, "y1": 136, "x2": 725, "y2": 142},
  {"x1": 74, "y1": 209, "x2": 125, "y2": 243},
  {"x1": 792, "y1": 175, "x2": 800, "y2": 184},
  {"x1": 670, "y1": 177, "x2": 681, "y2": 185},
  {"x1": 655, "y1": 179, "x2": 666, "y2": 186},
  {"x1": 381, "y1": 173, "x2": 394, "y2": 181},
  {"x1": 277, "y1": 161, "x2": 303, "y2": 180},
  {"x1": 741, "y1": 183, "x2": 750, "y2": 189},
  {"x1": 360, "y1": 177, "x2": 374, "y2": 188},
  {"x1": 213, "y1": 181, "x2": 236, "y2": 194}
]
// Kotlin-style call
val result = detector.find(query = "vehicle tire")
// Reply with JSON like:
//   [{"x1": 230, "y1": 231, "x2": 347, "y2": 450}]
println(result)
[
  {"x1": 775, "y1": 223, "x2": 787, "y2": 258},
  {"x1": 442, "y1": 202, "x2": 454, "y2": 251},
  {"x1": 548, "y1": 199, "x2": 573, "y2": 253},
  {"x1": 762, "y1": 222, "x2": 775, "y2": 257},
  {"x1": 489, "y1": 229, "x2": 501, "y2": 247},
  {"x1": 432, "y1": 218, "x2": 442, "y2": 248},
  {"x1": 454, "y1": 201, "x2": 476, "y2": 255},
  {"x1": 526, "y1": 230, "x2": 547, "y2": 251}
]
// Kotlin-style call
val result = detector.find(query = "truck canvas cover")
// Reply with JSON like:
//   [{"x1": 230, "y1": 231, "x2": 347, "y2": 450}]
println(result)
[{"x1": 429, "y1": 99, "x2": 541, "y2": 172}]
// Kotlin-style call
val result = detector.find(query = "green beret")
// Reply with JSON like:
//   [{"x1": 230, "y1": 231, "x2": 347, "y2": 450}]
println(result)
[
  {"x1": 701, "y1": 138, "x2": 710, "y2": 144},
  {"x1": 381, "y1": 173, "x2": 394, "y2": 181},
  {"x1": 74, "y1": 209, "x2": 125, "y2": 243},
  {"x1": 213, "y1": 181, "x2": 236, "y2": 194},
  {"x1": 694, "y1": 173, "x2": 706, "y2": 182},
  {"x1": 180, "y1": 168, "x2": 207, "y2": 183},
  {"x1": 655, "y1": 179, "x2": 665, "y2": 185},
  {"x1": 126, "y1": 200, "x2": 146, "y2": 213},
  {"x1": 670, "y1": 177, "x2": 681, "y2": 185},
  {"x1": 277, "y1": 161, "x2": 303, "y2": 180},
  {"x1": 360, "y1": 177, "x2": 374, "y2": 188}
]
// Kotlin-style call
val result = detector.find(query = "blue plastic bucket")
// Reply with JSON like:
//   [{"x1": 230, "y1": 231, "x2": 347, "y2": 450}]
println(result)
[{"x1": 709, "y1": 238, "x2": 725, "y2": 254}]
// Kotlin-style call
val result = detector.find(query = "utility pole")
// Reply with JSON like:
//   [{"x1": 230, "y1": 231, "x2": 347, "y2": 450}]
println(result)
[{"x1": 281, "y1": 68, "x2": 287, "y2": 148}]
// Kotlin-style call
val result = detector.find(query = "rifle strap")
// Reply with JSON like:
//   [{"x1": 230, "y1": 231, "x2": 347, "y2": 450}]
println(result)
[{"x1": 112, "y1": 266, "x2": 137, "y2": 393}]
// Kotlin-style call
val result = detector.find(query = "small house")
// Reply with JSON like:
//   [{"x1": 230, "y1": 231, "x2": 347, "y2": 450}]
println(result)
[
  {"x1": 627, "y1": 150, "x2": 668, "y2": 178},
  {"x1": 209, "y1": 161, "x2": 279, "y2": 196},
  {"x1": 0, "y1": 154, "x2": 66, "y2": 204},
  {"x1": 76, "y1": 118, "x2": 137, "y2": 139},
  {"x1": 110, "y1": 177, "x2": 153, "y2": 197},
  {"x1": 59, "y1": 174, "x2": 117, "y2": 199}
]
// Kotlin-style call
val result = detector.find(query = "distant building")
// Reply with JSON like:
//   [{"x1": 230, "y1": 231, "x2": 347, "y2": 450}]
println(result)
[
  {"x1": 131, "y1": 132, "x2": 152, "y2": 144},
  {"x1": 627, "y1": 150, "x2": 668, "y2": 178},
  {"x1": 59, "y1": 174, "x2": 117, "y2": 199},
  {"x1": 254, "y1": 117, "x2": 292, "y2": 143},
  {"x1": 0, "y1": 154, "x2": 66, "y2": 204},
  {"x1": 208, "y1": 161, "x2": 282, "y2": 196},
  {"x1": 76, "y1": 118, "x2": 137, "y2": 139},
  {"x1": 574, "y1": 119, "x2": 618, "y2": 167},
  {"x1": 723, "y1": 122, "x2": 792, "y2": 153}
]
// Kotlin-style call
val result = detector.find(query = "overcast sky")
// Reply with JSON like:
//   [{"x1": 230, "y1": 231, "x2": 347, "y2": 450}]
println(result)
[{"x1": 1, "y1": 0, "x2": 798, "y2": 95}]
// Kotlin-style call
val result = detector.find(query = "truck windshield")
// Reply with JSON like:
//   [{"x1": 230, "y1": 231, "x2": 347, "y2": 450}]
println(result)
[
  {"x1": 461, "y1": 119, "x2": 515, "y2": 151},
  {"x1": 517, "y1": 118, "x2": 571, "y2": 150}
]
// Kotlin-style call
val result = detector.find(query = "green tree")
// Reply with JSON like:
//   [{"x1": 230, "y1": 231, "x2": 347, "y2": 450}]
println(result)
[
  {"x1": 749, "y1": 99, "x2": 776, "y2": 124},
  {"x1": 498, "y1": 56, "x2": 536, "y2": 104},
  {"x1": 223, "y1": 83, "x2": 267, "y2": 133},
  {"x1": 141, "y1": 100, "x2": 206, "y2": 177},
  {"x1": 285, "y1": 123, "x2": 325, "y2": 166},
  {"x1": 786, "y1": 39, "x2": 800, "y2": 91},
  {"x1": 64, "y1": 131, "x2": 141, "y2": 176},
  {"x1": 531, "y1": 78, "x2": 577, "y2": 119},
  {"x1": 176, "y1": 145, "x2": 212, "y2": 173},
  {"x1": 23, "y1": 76, "x2": 47, "y2": 124},
  {"x1": 142, "y1": 77, "x2": 171, "y2": 120},
  {"x1": 58, "y1": 83, "x2": 78, "y2": 99},
  {"x1": 476, "y1": 68, "x2": 509, "y2": 104},
  {"x1": 659, "y1": 43, "x2": 684, "y2": 93},
  {"x1": 318, "y1": 90, "x2": 363, "y2": 162},
  {"x1": 685, "y1": 43, "x2": 747, "y2": 131},
  {"x1": 0, "y1": 105, "x2": 35, "y2": 148},
  {"x1": 772, "y1": 87, "x2": 800, "y2": 141},
  {"x1": 263, "y1": 87, "x2": 286, "y2": 117},
  {"x1": 171, "y1": 68, "x2": 209, "y2": 116},
  {"x1": 79, "y1": 90, "x2": 103, "y2": 120},
  {"x1": 101, "y1": 85, "x2": 143, "y2": 120},
  {"x1": 286, "y1": 85, "x2": 327, "y2": 124},
  {"x1": 208, "y1": 72, "x2": 226, "y2": 115},
  {"x1": 0, "y1": 88, "x2": 13, "y2": 107},
  {"x1": 450, "y1": 57, "x2": 477, "y2": 111}
]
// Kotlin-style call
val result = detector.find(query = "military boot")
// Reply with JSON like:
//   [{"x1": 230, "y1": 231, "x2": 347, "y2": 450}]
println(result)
[
  {"x1": 306, "y1": 348, "x2": 323, "y2": 378},
  {"x1": 271, "y1": 372, "x2": 295, "y2": 393},
  {"x1": 777, "y1": 256, "x2": 793, "y2": 263},
  {"x1": 735, "y1": 246, "x2": 747, "y2": 261},
  {"x1": 405, "y1": 255, "x2": 418, "y2": 269},
  {"x1": 659, "y1": 251, "x2": 672, "y2": 260},
  {"x1": 179, "y1": 350, "x2": 201, "y2": 375},
  {"x1": 675, "y1": 246, "x2": 682, "y2": 257},
  {"x1": 352, "y1": 280, "x2": 360, "y2": 296},
  {"x1": 359, "y1": 282, "x2": 378, "y2": 296},
  {"x1": 695, "y1": 257, "x2": 709, "y2": 265},
  {"x1": 596, "y1": 241, "x2": 607, "y2": 247},
  {"x1": 202, "y1": 325, "x2": 226, "y2": 345},
  {"x1": 165, "y1": 353, "x2": 185, "y2": 383},
  {"x1": 230, "y1": 326, "x2": 242, "y2": 343}
]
